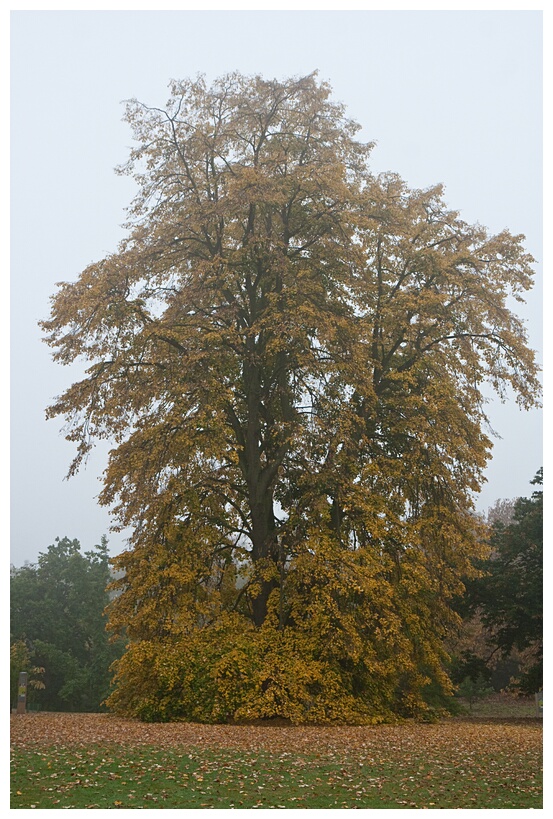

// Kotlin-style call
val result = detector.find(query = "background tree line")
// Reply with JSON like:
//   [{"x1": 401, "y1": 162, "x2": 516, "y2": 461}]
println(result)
[
  {"x1": 10, "y1": 537, "x2": 124, "y2": 712},
  {"x1": 10, "y1": 471, "x2": 541, "y2": 713},
  {"x1": 452, "y1": 469, "x2": 543, "y2": 697}
]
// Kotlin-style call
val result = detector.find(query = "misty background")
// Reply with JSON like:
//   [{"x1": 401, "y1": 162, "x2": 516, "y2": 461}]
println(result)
[{"x1": 10, "y1": 9, "x2": 542, "y2": 567}]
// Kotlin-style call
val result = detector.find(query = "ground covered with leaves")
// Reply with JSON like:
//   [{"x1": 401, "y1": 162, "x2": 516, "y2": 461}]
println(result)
[{"x1": 11, "y1": 709, "x2": 542, "y2": 809}]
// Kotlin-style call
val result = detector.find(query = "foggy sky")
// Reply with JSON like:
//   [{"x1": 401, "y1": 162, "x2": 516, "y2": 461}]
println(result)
[{"x1": 10, "y1": 8, "x2": 543, "y2": 566}]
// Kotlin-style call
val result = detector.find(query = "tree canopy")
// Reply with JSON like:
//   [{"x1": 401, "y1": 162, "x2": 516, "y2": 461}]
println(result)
[{"x1": 41, "y1": 72, "x2": 540, "y2": 722}]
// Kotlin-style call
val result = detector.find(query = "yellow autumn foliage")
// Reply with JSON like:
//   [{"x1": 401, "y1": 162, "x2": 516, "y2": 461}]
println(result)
[{"x1": 42, "y1": 73, "x2": 539, "y2": 723}]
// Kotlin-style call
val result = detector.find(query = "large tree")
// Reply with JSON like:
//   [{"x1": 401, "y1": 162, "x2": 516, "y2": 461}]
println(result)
[{"x1": 41, "y1": 72, "x2": 540, "y2": 723}]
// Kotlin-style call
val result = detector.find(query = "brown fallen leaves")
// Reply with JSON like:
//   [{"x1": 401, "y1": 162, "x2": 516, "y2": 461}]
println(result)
[{"x1": 10, "y1": 711, "x2": 542, "y2": 760}]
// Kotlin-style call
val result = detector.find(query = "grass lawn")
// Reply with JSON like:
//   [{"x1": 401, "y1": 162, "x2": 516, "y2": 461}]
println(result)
[{"x1": 10, "y1": 702, "x2": 542, "y2": 809}]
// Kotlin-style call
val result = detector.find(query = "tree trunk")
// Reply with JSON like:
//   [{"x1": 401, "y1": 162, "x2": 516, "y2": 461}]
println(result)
[
  {"x1": 240, "y1": 350, "x2": 280, "y2": 627},
  {"x1": 250, "y1": 490, "x2": 278, "y2": 627}
]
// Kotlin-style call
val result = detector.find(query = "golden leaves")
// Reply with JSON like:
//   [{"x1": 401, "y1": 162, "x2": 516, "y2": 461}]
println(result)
[{"x1": 40, "y1": 72, "x2": 542, "y2": 725}]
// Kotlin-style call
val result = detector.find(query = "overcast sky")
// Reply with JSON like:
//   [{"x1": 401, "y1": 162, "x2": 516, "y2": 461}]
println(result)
[{"x1": 10, "y1": 8, "x2": 543, "y2": 567}]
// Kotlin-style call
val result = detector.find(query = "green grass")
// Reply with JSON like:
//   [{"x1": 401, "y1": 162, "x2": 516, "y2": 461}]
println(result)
[{"x1": 11, "y1": 742, "x2": 542, "y2": 809}]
